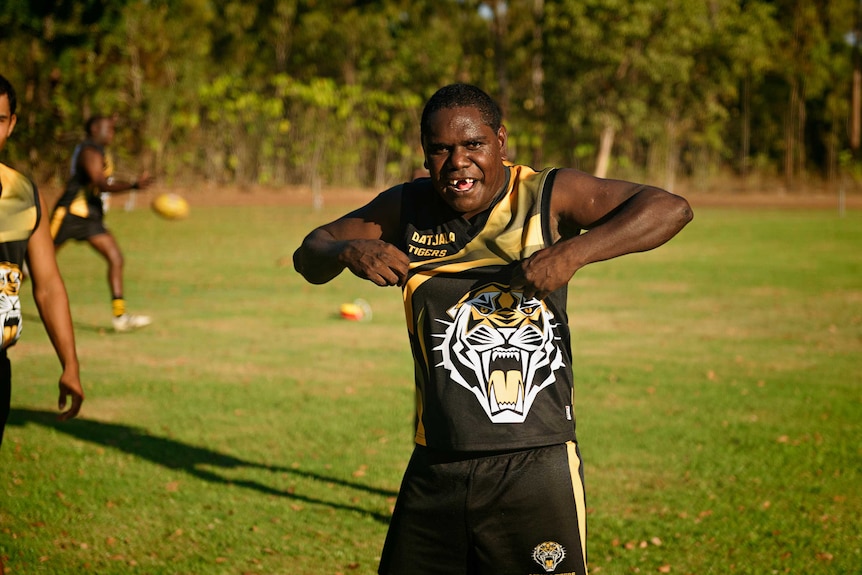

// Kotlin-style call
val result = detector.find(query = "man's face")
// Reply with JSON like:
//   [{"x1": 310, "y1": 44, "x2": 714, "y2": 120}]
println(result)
[
  {"x1": 422, "y1": 106, "x2": 508, "y2": 218},
  {"x1": 92, "y1": 118, "x2": 116, "y2": 145},
  {"x1": 0, "y1": 94, "x2": 17, "y2": 153}
]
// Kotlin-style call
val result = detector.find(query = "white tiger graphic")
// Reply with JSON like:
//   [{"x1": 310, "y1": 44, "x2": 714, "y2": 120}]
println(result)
[
  {"x1": 433, "y1": 282, "x2": 565, "y2": 424},
  {"x1": 532, "y1": 540, "x2": 566, "y2": 572},
  {"x1": 0, "y1": 262, "x2": 23, "y2": 350}
]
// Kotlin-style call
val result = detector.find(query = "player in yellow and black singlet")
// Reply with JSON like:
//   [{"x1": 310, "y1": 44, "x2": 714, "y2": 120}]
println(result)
[
  {"x1": 50, "y1": 114, "x2": 153, "y2": 332},
  {"x1": 294, "y1": 84, "x2": 693, "y2": 575},
  {"x1": 0, "y1": 74, "x2": 83, "y2": 452}
]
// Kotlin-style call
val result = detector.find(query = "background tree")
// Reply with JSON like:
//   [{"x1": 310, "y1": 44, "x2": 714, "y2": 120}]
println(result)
[{"x1": 0, "y1": 0, "x2": 857, "y2": 193}]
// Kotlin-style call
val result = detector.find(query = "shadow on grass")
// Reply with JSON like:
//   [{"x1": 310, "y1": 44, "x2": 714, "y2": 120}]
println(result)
[
  {"x1": 7, "y1": 408, "x2": 396, "y2": 524},
  {"x1": 22, "y1": 311, "x2": 109, "y2": 335}
]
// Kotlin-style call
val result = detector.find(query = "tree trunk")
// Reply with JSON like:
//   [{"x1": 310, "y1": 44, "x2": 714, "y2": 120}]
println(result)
[
  {"x1": 530, "y1": 0, "x2": 545, "y2": 168},
  {"x1": 785, "y1": 78, "x2": 800, "y2": 191},
  {"x1": 664, "y1": 118, "x2": 679, "y2": 194},
  {"x1": 853, "y1": 3, "x2": 862, "y2": 157},
  {"x1": 374, "y1": 138, "x2": 388, "y2": 190},
  {"x1": 310, "y1": 133, "x2": 324, "y2": 210},
  {"x1": 796, "y1": 81, "x2": 806, "y2": 179},
  {"x1": 741, "y1": 75, "x2": 750, "y2": 177},
  {"x1": 853, "y1": 66, "x2": 861, "y2": 153},
  {"x1": 594, "y1": 123, "x2": 615, "y2": 179},
  {"x1": 273, "y1": 0, "x2": 297, "y2": 73},
  {"x1": 491, "y1": 1, "x2": 510, "y2": 118}
]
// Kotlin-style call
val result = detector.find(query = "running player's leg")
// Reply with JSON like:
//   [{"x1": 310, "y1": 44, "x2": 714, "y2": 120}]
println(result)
[
  {"x1": 86, "y1": 232, "x2": 124, "y2": 300},
  {"x1": 86, "y1": 232, "x2": 150, "y2": 331}
]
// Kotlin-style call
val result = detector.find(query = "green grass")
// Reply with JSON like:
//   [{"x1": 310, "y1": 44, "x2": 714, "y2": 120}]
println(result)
[{"x1": 1, "y1": 198, "x2": 860, "y2": 575}]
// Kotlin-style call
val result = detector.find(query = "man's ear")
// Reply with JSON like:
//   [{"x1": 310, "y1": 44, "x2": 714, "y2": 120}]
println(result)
[
  {"x1": 498, "y1": 125, "x2": 508, "y2": 161},
  {"x1": 5, "y1": 113, "x2": 16, "y2": 138}
]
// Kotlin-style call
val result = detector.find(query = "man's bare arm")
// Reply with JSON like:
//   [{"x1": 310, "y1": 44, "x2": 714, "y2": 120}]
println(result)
[
  {"x1": 513, "y1": 169, "x2": 693, "y2": 300},
  {"x1": 27, "y1": 194, "x2": 83, "y2": 420},
  {"x1": 80, "y1": 147, "x2": 152, "y2": 193},
  {"x1": 293, "y1": 186, "x2": 409, "y2": 286}
]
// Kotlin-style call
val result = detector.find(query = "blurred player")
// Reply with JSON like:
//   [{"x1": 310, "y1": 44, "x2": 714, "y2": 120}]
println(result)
[
  {"x1": 50, "y1": 114, "x2": 153, "y2": 332},
  {"x1": 0, "y1": 73, "x2": 84, "y2": 452}
]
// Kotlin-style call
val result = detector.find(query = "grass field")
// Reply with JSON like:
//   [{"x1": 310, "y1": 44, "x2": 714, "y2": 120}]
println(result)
[{"x1": 1, "y1": 193, "x2": 860, "y2": 575}]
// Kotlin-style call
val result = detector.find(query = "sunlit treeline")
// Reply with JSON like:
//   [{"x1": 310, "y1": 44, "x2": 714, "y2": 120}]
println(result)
[{"x1": 1, "y1": 0, "x2": 859, "y2": 192}]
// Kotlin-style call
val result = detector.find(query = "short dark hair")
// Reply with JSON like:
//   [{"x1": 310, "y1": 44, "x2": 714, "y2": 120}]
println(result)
[
  {"x1": 0, "y1": 74, "x2": 17, "y2": 116},
  {"x1": 85, "y1": 114, "x2": 111, "y2": 136},
  {"x1": 420, "y1": 84, "x2": 503, "y2": 139}
]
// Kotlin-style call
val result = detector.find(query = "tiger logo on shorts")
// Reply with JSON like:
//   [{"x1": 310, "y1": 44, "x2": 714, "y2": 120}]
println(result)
[
  {"x1": 0, "y1": 262, "x2": 24, "y2": 350},
  {"x1": 434, "y1": 282, "x2": 566, "y2": 424},
  {"x1": 532, "y1": 540, "x2": 566, "y2": 572}
]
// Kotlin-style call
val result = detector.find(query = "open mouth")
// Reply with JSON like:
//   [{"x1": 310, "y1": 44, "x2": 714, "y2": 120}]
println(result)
[
  {"x1": 448, "y1": 178, "x2": 476, "y2": 193},
  {"x1": 486, "y1": 349, "x2": 524, "y2": 415}
]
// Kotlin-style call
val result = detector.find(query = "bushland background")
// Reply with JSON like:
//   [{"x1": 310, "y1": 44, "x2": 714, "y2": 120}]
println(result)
[{"x1": 3, "y1": 0, "x2": 862, "y2": 201}]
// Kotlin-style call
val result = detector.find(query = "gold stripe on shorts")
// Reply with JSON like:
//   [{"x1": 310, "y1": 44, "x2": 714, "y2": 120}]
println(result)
[
  {"x1": 49, "y1": 206, "x2": 68, "y2": 239},
  {"x1": 566, "y1": 440, "x2": 588, "y2": 569}
]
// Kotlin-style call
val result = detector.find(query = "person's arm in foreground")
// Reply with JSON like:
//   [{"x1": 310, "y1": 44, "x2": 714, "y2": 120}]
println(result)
[
  {"x1": 293, "y1": 187, "x2": 409, "y2": 286},
  {"x1": 79, "y1": 146, "x2": 152, "y2": 194},
  {"x1": 26, "y1": 193, "x2": 84, "y2": 420},
  {"x1": 513, "y1": 168, "x2": 693, "y2": 300}
]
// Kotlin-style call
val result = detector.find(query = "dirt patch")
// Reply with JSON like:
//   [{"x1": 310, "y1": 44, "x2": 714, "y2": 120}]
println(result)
[
  {"x1": 43, "y1": 182, "x2": 862, "y2": 211},
  {"x1": 684, "y1": 191, "x2": 861, "y2": 210},
  {"x1": 41, "y1": 183, "x2": 379, "y2": 211},
  {"x1": 160, "y1": 183, "x2": 380, "y2": 208},
  {"x1": 172, "y1": 183, "x2": 862, "y2": 210}
]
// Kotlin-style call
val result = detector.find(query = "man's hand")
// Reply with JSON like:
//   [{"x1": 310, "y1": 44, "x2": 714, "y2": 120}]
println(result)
[
  {"x1": 510, "y1": 243, "x2": 579, "y2": 301},
  {"x1": 57, "y1": 373, "x2": 84, "y2": 421},
  {"x1": 339, "y1": 239, "x2": 410, "y2": 287},
  {"x1": 135, "y1": 171, "x2": 154, "y2": 190}
]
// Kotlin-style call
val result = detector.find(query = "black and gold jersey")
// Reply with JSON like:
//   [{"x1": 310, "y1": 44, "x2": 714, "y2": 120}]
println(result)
[
  {"x1": 0, "y1": 163, "x2": 40, "y2": 350},
  {"x1": 51, "y1": 140, "x2": 112, "y2": 223},
  {"x1": 400, "y1": 164, "x2": 576, "y2": 451}
]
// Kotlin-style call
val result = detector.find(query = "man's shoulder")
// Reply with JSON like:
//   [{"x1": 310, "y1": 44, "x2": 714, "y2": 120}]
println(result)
[
  {"x1": 77, "y1": 140, "x2": 105, "y2": 156},
  {"x1": 397, "y1": 177, "x2": 435, "y2": 196},
  {"x1": 0, "y1": 161, "x2": 21, "y2": 176},
  {"x1": 0, "y1": 162, "x2": 35, "y2": 188},
  {"x1": 0, "y1": 162, "x2": 39, "y2": 211},
  {"x1": 393, "y1": 177, "x2": 437, "y2": 212}
]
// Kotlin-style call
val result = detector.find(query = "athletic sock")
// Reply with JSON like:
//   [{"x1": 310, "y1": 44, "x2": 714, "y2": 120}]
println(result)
[{"x1": 112, "y1": 297, "x2": 126, "y2": 318}]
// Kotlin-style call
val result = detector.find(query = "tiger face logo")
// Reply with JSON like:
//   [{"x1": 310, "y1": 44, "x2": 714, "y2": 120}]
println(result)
[
  {"x1": 532, "y1": 541, "x2": 566, "y2": 572},
  {"x1": 0, "y1": 263, "x2": 24, "y2": 350},
  {"x1": 434, "y1": 282, "x2": 565, "y2": 423}
]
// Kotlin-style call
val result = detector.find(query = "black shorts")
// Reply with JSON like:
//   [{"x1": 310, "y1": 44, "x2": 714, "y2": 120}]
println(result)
[
  {"x1": 379, "y1": 442, "x2": 588, "y2": 575},
  {"x1": 51, "y1": 211, "x2": 108, "y2": 245},
  {"x1": 0, "y1": 351, "x2": 11, "y2": 449}
]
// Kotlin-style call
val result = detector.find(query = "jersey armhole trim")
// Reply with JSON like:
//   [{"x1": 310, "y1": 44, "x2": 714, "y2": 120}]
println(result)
[{"x1": 540, "y1": 167, "x2": 558, "y2": 247}]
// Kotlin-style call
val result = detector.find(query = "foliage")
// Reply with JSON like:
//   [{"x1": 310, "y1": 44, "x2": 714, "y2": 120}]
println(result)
[{"x1": 1, "y1": 0, "x2": 861, "y2": 189}]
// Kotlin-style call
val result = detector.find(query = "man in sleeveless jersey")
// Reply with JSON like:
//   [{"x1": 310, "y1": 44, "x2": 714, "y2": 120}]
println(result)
[
  {"x1": 50, "y1": 114, "x2": 153, "y2": 332},
  {"x1": 0, "y1": 74, "x2": 84, "y2": 451},
  {"x1": 294, "y1": 84, "x2": 693, "y2": 575}
]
